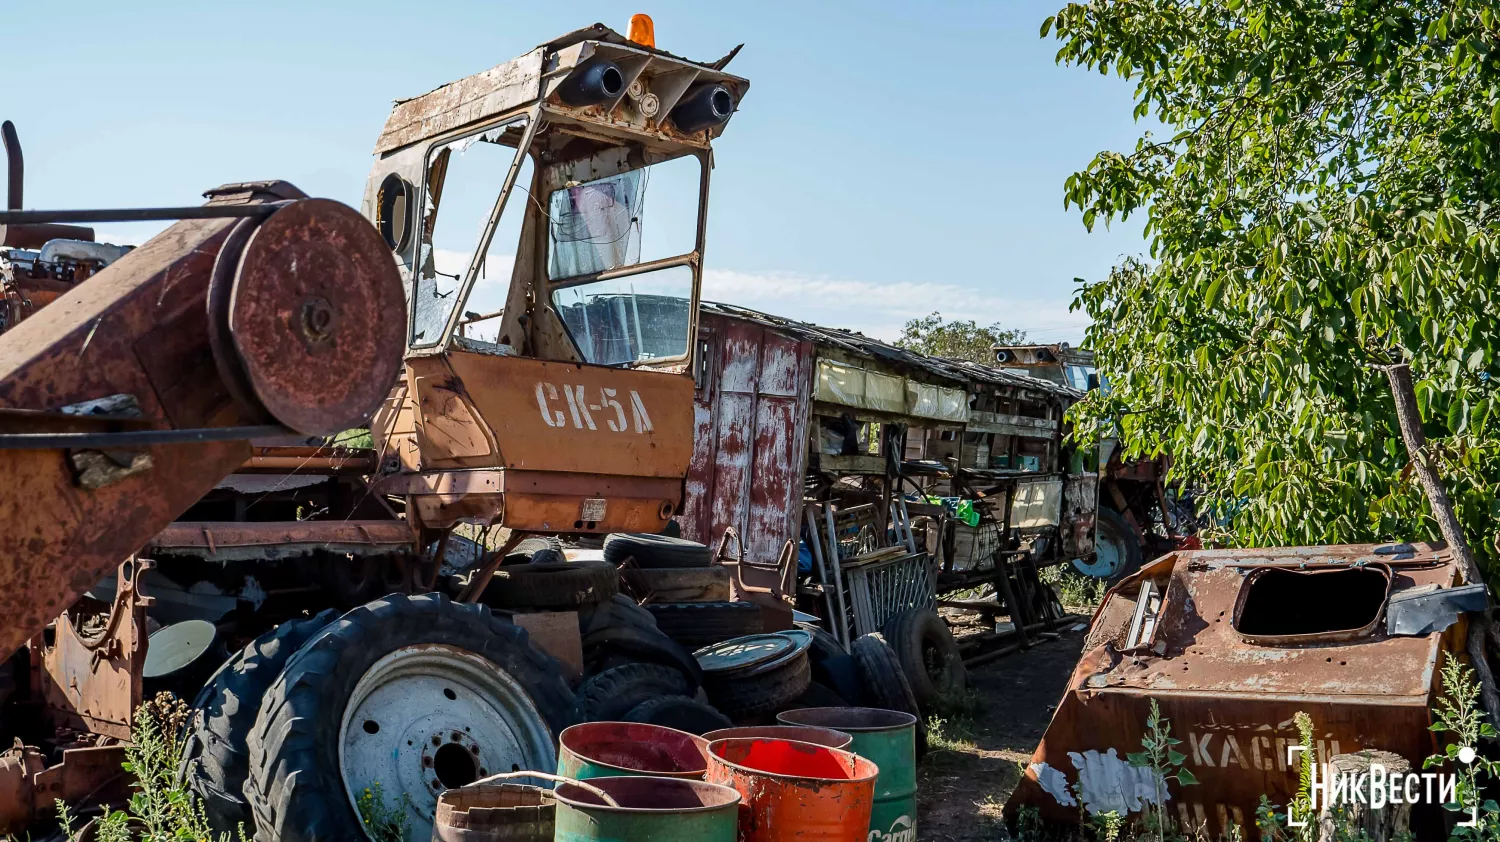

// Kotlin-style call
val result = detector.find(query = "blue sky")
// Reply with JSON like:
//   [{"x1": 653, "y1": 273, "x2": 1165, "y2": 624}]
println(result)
[{"x1": 4, "y1": 0, "x2": 1151, "y2": 344}]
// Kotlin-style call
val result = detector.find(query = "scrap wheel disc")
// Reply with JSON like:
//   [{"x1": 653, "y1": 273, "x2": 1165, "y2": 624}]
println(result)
[
  {"x1": 1075, "y1": 538, "x2": 1123, "y2": 579},
  {"x1": 228, "y1": 198, "x2": 406, "y2": 436},
  {"x1": 337, "y1": 646, "x2": 555, "y2": 840}
]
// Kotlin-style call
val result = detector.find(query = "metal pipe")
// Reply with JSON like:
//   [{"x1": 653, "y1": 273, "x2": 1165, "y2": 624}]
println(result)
[
  {"x1": 0, "y1": 203, "x2": 290, "y2": 225},
  {"x1": 0, "y1": 424, "x2": 290, "y2": 450},
  {"x1": 2, "y1": 120, "x2": 21, "y2": 210}
]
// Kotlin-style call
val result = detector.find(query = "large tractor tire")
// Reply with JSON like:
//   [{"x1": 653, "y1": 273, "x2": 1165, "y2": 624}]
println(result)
[
  {"x1": 245, "y1": 593, "x2": 577, "y2": 842},
  {"x1": 179, "y1": 610, "x2": 338, "y2": 836},
  {"x1": 882, "y1": 608, "x2": 966, "y2": 713}
]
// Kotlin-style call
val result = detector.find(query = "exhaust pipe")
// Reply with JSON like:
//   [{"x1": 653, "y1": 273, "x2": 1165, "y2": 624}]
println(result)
[
  {"x1": 2, "y1": 120, "x2": 21, "y2": 210},
  {"x1": 0, "y1": 119, "x2": 96, "y2": 247},
  {"x1": 557, "y1": 58, "x2": 626, "y2": 107},
  {"x1": 670, "y1": 84, "x2": 735, "y2": 134}
]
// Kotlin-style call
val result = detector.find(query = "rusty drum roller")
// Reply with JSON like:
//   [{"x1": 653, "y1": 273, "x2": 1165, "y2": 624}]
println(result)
[
  {"x1": 207, "y1": 196, "x2": 405, "y2": 436},
  {"x1": 0, "y1": 184, "x2": 405, "y2": 659}
]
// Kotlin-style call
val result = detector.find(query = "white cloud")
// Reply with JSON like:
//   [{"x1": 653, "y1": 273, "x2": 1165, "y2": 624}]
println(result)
[{"x1": 700, "y1": 267, "x2": 1089, "y2": 344}]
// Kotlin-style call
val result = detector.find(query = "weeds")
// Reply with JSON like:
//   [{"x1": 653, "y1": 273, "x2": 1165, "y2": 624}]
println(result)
[
  {"x1": 1040, "y1": 565, "x2": 1107, "y2": 609},
  {"x1": 1126, "y1": 699, "x2": 1197, "y2": 842},
  {"x1": 356, "y1": 781, "x2": 409, "y2": 842},
  {"x1": 57, "y1": 693, "x2": 246, "y2": 842},
  {"x1": 1428, "y1": 654, "x2": 1500, "y2": 839}
]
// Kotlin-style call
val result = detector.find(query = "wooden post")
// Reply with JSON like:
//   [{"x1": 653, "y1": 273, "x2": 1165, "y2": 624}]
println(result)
[
  {"x1": 1379, "y1": 362, "x2": 1500, "y2": 724},
  {"x1": 1317, "y1": 750, "x2": 1411, "y2": 842}
]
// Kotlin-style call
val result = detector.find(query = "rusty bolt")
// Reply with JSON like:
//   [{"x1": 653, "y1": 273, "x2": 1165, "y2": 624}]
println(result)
[
  {"x1": 431, "y1": 735, "x2": 442, "y2": 746},
  {"x1": 300, "y1": 296, "x2": 336, "y2": 342}
]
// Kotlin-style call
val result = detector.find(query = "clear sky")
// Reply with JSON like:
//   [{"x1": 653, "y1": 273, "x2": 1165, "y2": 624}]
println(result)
[{"x1": 4, "y1": 0, "x2": 1151, "y2": 345}]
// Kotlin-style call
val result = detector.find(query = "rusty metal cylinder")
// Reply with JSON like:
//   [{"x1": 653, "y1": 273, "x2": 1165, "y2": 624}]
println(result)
[
  {"x1": 705, "y1": 737, "x2": 878, "y2": 842},
  {"x1": 553, "y1": 775, "x2": 741, "y2": 842},
  {"x1": 432, "y1": 783, "x2": 554, "y2": 842},
  {"x1": 557, "y1": 722, "x2": 710, "y2": 780}
]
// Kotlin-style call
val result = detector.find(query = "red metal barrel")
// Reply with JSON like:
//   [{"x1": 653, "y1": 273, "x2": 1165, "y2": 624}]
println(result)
[{"x1": 705, "y1": 737, "x2": 877, "y2": 842}]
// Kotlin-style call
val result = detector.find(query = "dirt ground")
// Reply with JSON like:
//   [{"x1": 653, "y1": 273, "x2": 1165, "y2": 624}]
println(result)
[{"x1": 916, "y1": 626, "x2": 1088, "y2": 842}]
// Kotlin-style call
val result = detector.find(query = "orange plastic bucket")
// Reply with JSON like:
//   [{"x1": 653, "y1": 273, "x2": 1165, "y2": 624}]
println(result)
[{"x1": 705, "y1": 737, "x2": 878, "y2": 842}]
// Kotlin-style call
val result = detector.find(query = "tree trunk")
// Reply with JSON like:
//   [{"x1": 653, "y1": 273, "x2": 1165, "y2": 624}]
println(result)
[
  {"x1": 1380, "y1": 363, "x2": 1500, "y2": 724},
  {"x1": 1317, "y1": 750, "x2": 1411, "y2": 842}
]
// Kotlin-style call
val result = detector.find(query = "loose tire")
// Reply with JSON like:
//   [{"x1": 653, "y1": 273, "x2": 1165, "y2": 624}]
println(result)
[
  {"x1": 882, "y1": 608, "x2": 966, "y2": 712},
  {"x1": 580, "y1": 596, "x2": 702, "y2": 686},
  {"x1": 482, "y1": 558, "x2": 618, "y2": 610},
  {"x1": 179, "y1": 611, "x2": 338, "y2": 836},
  {"x1": 798, "y1": 624, "x2": 865, "y2": 705},
  {"x1": 645, "y1": 602, "x2": 763, "y2": 649},
  {"x1": 603, "y1": 533, "x2": 713, "y2": 568},
  {"x1": 245, "y1": 593, "x2": 577, "y2": 842},
  {"x1": 624, "y1": 696, "x2": 733, "y2": 735},
  {"x1": 577, "y1": 663, "x2": 694, "y2": 721},
  {"x1": 851, "y1": 632, "x2": 927, "y2": 756},
  {"x1": 703, "y1": 653, "x2": 811, "y2": 720}
]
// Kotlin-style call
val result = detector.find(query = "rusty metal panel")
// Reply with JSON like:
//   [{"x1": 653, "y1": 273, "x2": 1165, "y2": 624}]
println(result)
[
  {"x1": 374, "y1": 49, "x2": 544, "y2": 154},
  {"x1": 1009, "y1": 542, "x2": 1463, "y2": 837},
  {"x1": 443, "y1": 351, "x2": 696, "y2": 478},
  {"x1": 680, "y1": 321, "x2": 722, "y2": 546},
  {"x1": 681, "y1": 313, "x2": 813, "y2": 567}
]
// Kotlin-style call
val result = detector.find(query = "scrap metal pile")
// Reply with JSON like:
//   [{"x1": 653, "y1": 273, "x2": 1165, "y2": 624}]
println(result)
[{"x1": 0, "y1": 17, "x2": 971, "y2": 842}]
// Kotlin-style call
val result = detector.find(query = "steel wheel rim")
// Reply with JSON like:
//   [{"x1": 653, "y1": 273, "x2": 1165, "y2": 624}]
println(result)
[
  {"x1": 337, "y1": 644, "x2": 555, "y2": 841},
  {"x1": 1076, "y1": 527, "x2": 1124, "y2": 578}
]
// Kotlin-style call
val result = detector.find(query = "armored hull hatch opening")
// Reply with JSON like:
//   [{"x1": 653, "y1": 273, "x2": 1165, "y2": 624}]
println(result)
[{"x1": 1234, "y1": 565, "x2": 1391, "y2": 639}]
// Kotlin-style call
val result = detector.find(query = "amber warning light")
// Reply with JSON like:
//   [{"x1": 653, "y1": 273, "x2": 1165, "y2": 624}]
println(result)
[{"x1": 628, "y1": 13, "x2": 656, "y2": 48}]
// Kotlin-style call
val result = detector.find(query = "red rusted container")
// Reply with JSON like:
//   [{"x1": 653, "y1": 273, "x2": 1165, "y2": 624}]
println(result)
[
  {"x1": 705, "y1": 737, "x2": 877, "y2": 842},
  {"x1": 702, "y1": 725, "x2": 853, "y2": 751},
  {"x1": 558, "y1": 722, "x2": 710, "y2": 780}
]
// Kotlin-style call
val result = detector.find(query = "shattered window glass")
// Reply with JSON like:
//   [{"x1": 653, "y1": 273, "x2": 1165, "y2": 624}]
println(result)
[
  {"x1": 410, "y1": 119, "x2": 530, "y2": 348},
  {"x1": 546, "y1": 154, "x2": 700, "y2": 280}
]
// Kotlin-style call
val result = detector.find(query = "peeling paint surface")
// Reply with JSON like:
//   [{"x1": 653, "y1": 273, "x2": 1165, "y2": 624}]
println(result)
[
  {"x1": 1029, "y1": 762, "x2": 1077, "y2": 807},
  {"x1": 679, "y1": 314, "x2": 813, "y2": 571},
  {"x1": 1067, "y1": 749, "x2": 1166, "y2": 815}
]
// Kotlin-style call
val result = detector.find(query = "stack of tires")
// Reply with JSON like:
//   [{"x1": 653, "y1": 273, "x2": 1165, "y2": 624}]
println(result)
[{"x1": 603, "y1": 533, "x2": 765, "y2": 649}]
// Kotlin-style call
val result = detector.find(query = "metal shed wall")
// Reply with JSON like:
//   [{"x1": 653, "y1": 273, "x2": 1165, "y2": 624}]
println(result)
[{"x1": 679, "y1": 311, "x2": 814, "y2": 567}]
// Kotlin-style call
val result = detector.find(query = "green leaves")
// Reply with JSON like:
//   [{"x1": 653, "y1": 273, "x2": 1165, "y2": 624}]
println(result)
[{"x1": 1056, "y1": 0, "x2": 1500, "y2": 569}]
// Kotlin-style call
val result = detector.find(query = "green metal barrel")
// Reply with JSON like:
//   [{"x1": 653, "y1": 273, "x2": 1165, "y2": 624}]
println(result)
[
  {"x1": 778, "y1": 707, "x2": 918, "y2": 842},
  {"x1": 557, "y1": 722, "x2": 710, "y2": 780},
  {"x1": 553, "y1": 775, "x2": 740, "y2": 842}
]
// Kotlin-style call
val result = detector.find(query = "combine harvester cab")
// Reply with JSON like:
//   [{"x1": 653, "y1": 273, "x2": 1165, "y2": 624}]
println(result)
[{"x1": 363, "y1": 21, "x2": 749, "y2": 544}]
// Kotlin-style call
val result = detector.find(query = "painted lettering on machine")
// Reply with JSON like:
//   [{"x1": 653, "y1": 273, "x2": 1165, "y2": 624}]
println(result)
[{"x1": 534, "y1": 382, "x2": 655, "y2": 433}]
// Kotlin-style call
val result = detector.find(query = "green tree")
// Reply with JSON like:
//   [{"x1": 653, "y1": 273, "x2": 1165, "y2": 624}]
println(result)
[
  {"x1": 1050, "y1": 0, "x2": 1500, "y2": 559},
  {"x1": 894, "y1": 312, "x2": 1027, "y2": 364}
]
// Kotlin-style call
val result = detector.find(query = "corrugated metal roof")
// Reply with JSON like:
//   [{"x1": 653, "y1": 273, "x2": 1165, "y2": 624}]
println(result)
[{"x1": 699, "y1": 302, "x2": 1082, "y2": 400}]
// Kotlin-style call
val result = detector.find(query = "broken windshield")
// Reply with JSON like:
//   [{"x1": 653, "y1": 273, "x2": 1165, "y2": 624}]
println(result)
[{"x1": 547, "y1": 154, "x2": 700, "y2": 280}]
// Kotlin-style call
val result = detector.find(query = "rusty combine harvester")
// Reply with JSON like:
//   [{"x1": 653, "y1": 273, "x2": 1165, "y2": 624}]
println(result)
[
  {"x1": 1007, "y1": 541, "x2": 1480, "y2": 837},
  {"x1": 0, "y1": 19, "x2": 750, "y2": 841}
]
